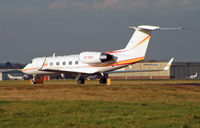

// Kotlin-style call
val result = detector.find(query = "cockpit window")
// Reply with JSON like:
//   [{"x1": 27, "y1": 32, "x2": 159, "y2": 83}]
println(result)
[{"x1": 29, "y1": 60, "x2": 33, "y2": 64}]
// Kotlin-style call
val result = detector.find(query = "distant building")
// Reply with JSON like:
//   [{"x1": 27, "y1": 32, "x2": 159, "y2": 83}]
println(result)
[
  {"x1": 109, "y1": 61, "x2": 170, "y2": 79},
  {"x1": 109, "y1": 61, "x2": 200, "y2": 79},
  {"x1": 170, "y1": 62, "x2": 200, "y2": 79}
]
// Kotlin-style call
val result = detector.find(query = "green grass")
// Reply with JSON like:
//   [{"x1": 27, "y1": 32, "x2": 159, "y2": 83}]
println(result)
[
  {"x1": 0, "y1": 80, "x2": 200, "y2": 128},
  {"x1": 0, "y1": 100, "x2": 200, "y2": 128}
]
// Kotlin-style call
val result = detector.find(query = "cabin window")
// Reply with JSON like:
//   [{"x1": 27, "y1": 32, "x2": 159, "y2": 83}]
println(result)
[
  {"x1": 56, "y1": 62, "x2": 60, "y2": 65},
  {"x1": 69, "y1": 61, "x2": 72, "y2": 65},
  {"x1": 50, "y1": 62, "x2": 53, "y2": 66},
  {"x1": 75, "y1": 60, "x2": 79, "y2": 65},
  {"x1": 63, "y1": 62, "x2": 66, "y2": 65}
]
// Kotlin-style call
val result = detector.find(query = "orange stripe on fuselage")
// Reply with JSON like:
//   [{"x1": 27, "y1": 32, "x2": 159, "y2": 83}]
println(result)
[
  {"x1": 112, "y1": 57, "x2": 144, "y2": 66},
  {"x1": 22, "y1": 68, "x2": 41, "y2": 72},
  {"x1": 22, "y1": 57, "x2": 145, "y2": 72},
  {"x1": 86, "y1": 57, "x2": 145, "y2": 67}
]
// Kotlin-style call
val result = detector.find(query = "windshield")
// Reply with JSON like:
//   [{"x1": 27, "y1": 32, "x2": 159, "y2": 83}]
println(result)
[{"x1": 29, "y1": 60, "x2": 33, "y2": 64}]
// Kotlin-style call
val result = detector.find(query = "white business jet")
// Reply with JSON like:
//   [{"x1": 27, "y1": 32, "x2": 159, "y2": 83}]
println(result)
[
  {"x1": 22, "y1": 25, "x2": 181, "y2": 84},
  {"x1": 7, "y1": 74, "x2": 24, "y2": 80},
  {"x1": 189, "y1": 72, "x2": 198, "y2": 79}
]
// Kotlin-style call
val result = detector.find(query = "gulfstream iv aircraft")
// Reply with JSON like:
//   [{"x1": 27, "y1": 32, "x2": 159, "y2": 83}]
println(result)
[{"x1": 22, "y1": 25, "x2": 180, "y2": 84}]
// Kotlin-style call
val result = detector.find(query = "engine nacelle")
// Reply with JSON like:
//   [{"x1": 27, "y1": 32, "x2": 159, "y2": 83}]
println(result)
[{"x1": 79, "y1": 52, "x2": 114, "y2": 64}]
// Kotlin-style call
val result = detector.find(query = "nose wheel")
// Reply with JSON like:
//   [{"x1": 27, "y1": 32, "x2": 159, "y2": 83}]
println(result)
[{"x1": 31, "y1": 75, "x2": 44, "y2": 84}]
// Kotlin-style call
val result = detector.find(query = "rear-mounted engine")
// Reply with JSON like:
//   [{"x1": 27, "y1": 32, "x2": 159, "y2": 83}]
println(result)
[{"x1": 79, "y1": 52, "x2": 114, "y2": 64}]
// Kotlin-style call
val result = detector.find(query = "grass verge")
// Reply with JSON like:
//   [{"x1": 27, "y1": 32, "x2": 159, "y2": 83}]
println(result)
[
  {"x1": 0, "y1": 80, "x2": 200, "y2": 128},
  {"x1": 0, "y1": 100, "x2": 200, "y2": 128}
]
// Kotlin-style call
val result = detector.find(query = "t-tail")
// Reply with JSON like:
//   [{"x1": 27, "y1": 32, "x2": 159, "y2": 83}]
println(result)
[{"x1": 108, "y1": 25, "x2": 183, "y2": 61}]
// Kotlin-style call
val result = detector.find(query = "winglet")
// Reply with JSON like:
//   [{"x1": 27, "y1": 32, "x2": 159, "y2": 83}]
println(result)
[{"x1": 164, "y1": 58, "x2": 174, "y2": 71}]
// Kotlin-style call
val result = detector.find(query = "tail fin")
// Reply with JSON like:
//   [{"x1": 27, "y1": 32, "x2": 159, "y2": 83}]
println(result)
[
  {"x1": 108, "y1": 25, "x2": 183, "y2": 59},
  {"x1": 7, "y1": 74, "x2": 13, "y2": 78},
  {"x1": 123, "y1": 25, "x2": 160, "y2": 58},
  {"x1": 108, "y1": 25, "x2": 160, "y2": 59},
  {"x1": 125, "y1": 25, "x2": 159, "y2": 49}
]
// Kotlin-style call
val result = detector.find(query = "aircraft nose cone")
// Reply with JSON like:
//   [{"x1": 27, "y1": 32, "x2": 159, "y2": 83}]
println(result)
[
  {"x1": 22, "y1": 65, "x2": 29, "y2": 74},
  {"x1": 21, "y1": 68, "x2": 26, "y2": 73}
]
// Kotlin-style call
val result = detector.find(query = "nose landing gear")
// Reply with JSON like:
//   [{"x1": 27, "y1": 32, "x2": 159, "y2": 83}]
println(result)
[{"x1": 31, "y1": 75, "x2": 44, "y2": 84}]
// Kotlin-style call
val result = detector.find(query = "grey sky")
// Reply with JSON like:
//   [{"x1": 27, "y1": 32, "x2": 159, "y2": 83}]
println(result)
[{"x1": 0, "y1": 0, "x2": 200, "y2": 63}]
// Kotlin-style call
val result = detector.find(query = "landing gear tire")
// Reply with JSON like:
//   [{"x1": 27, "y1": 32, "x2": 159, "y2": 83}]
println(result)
[
  {"x1": 77, "y1": 78, "x2": 85, "y2": 84},
  {"x1": 32, "y1": 81, "x2": 37, "y2": 84},
  {"x1": 99, "y1": 77, "x2": 107, "y2": 84},
  {"x1": 32, "y1": 75, "x2": 39, "y2": 84},
  {"x1": 31, "y1": 75, "x2": 43, "y2": 84}
]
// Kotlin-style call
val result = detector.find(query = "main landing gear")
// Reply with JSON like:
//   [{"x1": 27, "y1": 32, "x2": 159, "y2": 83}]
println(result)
[
  {"x1": 99, "y1": 73, "x2": 109, "y2": 84},
  {"x1": 76, "y1": 74, "x2": 85, "y2": 85},
  {"x1": 76, "y1": 73, "x2": 109, "y2": 85},
  {"x1": 77, "y1": 77, "x2": 85, "y2": 84},
  {"x1": 99, "y1": 76, "x2": 107, "y2": 84}
]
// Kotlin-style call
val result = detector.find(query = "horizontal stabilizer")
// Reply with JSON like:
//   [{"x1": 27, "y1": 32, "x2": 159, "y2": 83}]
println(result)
[
  {"x1": 159, "y1": 27, "x2": 184, "y2": 30},
  {"x1": 130, "y1": 25, "x2": 184, "y2": 31},
  {"x1": 129, "y1": 25, "x2": 160, "y2": 31}
]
